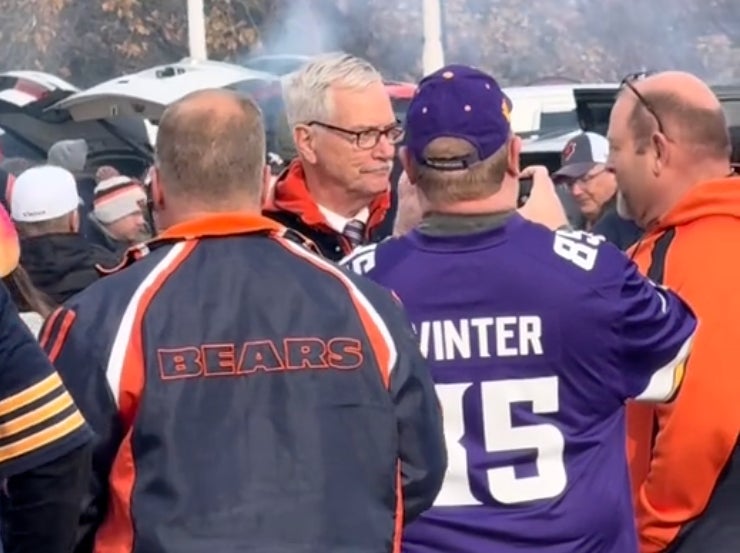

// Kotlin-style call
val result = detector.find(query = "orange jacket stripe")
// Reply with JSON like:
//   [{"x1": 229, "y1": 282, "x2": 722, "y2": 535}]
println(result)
[
  {"x1": 0, "y1": 409, "x2": 86, "y2": 463},
  {"x1": 94, "y1": 240, "x2": 198, "y2": 553},
  {"x1": 272, "y1": 235, "x2": 404, "y2": 551},
  {"x1": 47, "y1": 310, "x2": 76, "y2": 363},
  {"x1": 627, "y1": 177, "x2": 740, "y2": 552},
  {"x1": 0, "y1": 391, "x2": 74, "y2": 438},
  {"x1": 0, "y1": 372, "x2": 63, "y2": 417},
  {"x1": 38, "y1": 307, "x2": 63, "y2": 350}
]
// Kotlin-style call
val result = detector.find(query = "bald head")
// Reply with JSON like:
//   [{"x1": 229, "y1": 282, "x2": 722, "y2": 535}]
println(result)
[
  {"x1": 641, "y1": 71, "x2": 721, "y2": 110},
  {"x1": 155, "y1": 89, "x2": 266, "y2": 205},
  {"x1": 621, "y1": 71, "x2": 730, "y2": 159}
]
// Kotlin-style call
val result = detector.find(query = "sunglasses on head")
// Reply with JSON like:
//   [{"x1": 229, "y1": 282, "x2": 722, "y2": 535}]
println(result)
[{"x1": 620, "y1": 70, "x2": 668, "y2": 137}]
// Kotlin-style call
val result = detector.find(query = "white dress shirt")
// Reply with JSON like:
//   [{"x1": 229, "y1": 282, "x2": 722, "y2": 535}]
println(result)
[{"x1": 317, "y1": 205, "x2": 370, "y2": 233}]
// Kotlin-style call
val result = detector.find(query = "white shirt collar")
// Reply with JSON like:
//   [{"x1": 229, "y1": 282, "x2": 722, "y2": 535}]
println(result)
[{"x1": 317, "y1": 205, "x2": 370, "y2": 233}]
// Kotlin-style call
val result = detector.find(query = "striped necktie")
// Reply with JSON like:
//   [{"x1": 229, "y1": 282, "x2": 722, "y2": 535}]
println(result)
[{"x1": 342, "y1": 219, "x2": 366, "y2": 248}]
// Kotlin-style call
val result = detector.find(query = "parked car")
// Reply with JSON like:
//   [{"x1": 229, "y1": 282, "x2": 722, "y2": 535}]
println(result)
[
  {"x1": 520, "y1": 83, "x2": 740, "y2": 171},
  {"x1": 0, "y1": 70, "x2": 81, "y2": 160},
  {"x1": 0, "y1": 70, "x2": 152, "y2": 176},
  {"x1": 574, "y1": 83, "x2": 740, "y2": 135},
  {"x1": 504, "y1": 83, "x2": 619, "y2": 138},
  {"x1": 46, "y1": 59, "x2": 280, "y2": 175}
]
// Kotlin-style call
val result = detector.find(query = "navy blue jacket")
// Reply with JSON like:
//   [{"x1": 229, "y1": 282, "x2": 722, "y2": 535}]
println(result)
[{"x1": 41, "y1": 213, "x2": 446, "y2": 553}]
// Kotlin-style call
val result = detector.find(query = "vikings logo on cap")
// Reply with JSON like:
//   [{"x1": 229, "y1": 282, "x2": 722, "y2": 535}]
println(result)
[
  {"x1": 0, "y1": 203, "x2": 20, "y2": 277},
  {"x1": 501, "y1": 98, "x2": 511, "y2": 123}
]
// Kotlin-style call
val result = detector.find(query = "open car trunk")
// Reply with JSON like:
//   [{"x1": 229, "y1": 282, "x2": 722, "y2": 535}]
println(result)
[
  {"x1": 48, "y1": 61, "x2": 281, "y2": 174},
  {"x1": 0, "y1": 73, "x2": 153, "y2": 177},
  {"x1": 54, "y1": 61, "x2": 278, "y2": 123}
]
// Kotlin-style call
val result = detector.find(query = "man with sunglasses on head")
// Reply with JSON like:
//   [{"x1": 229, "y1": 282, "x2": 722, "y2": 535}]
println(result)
[
  {"x1": 608, "y1": 70, "x2": 740, "y2": 553},
  {"x1": 553, "y1": 132, "x2": 642, "y2": 249},
  {"x1": 263, "y1": 53, "x2": 403, "y2": 261}
]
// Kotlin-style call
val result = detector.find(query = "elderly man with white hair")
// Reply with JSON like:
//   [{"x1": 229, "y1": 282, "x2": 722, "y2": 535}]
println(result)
[{"x1": 263, "y1": 53, "x2": 402, "y2": 260}]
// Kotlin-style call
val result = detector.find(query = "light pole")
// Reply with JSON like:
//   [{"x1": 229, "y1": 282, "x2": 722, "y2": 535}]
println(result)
[
  {"x1": 422, "y1": 0, "x2": 445, "y2": 74},
  {"x1": 187, "y1": 0, "x2": 208, "y2": 61}
]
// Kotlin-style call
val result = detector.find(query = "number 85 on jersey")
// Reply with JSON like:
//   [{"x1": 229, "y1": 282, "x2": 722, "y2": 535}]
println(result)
[{"x1": 434, "y1": 376, "x2": 567, "y2": 506}]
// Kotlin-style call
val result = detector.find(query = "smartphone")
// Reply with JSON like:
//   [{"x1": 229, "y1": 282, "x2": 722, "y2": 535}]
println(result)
[{"x1": 517, "y1": 178, "x2": 533, "y2": 208}]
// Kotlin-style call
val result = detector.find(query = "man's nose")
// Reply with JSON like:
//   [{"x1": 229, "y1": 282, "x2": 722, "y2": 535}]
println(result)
[{"x1": 372, "y1": 134, "x2": 396, "y2": 159}]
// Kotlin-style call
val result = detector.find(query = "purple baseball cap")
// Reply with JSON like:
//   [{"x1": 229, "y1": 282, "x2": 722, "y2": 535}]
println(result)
[{"x1": 405, "y1": 64, "x2": 513, "y2": 171}]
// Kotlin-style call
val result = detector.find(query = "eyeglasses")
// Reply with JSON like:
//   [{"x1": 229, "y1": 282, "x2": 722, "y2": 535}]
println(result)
[
  {"x1": 567, "y1": 167, "x2": 608, "y2": 187},
  {"x1": 620, "y1": 71, "x2": 667, "y2": 136},
  {"x1": 307, "y1": 120, "x2": 404, "y2": 150}
]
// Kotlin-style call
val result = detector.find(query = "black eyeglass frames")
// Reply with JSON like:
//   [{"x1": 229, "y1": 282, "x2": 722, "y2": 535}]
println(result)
[{"x1": 307, "y1": 120, "x2": 405, "y2": 150}]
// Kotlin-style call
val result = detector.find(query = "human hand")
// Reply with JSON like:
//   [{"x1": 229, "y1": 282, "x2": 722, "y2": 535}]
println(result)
[{"x1": 517, "y1": 165, "x2": 569, "y2": 230}]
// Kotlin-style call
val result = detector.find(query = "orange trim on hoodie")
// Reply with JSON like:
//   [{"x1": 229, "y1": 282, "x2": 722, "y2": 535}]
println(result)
[
  {"x1": 263, "y1": 159, "x2": 390, "y2": 242},
  {"x1": 156, "y1": 213, "x2": 284, "y2": 241},
  {"x1": 626, "y1": 176, "x2": 740, "y2": 553}
]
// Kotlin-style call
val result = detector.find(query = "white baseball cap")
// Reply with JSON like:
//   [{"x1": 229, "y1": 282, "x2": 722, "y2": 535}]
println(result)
[{"x1": 11, "y1": 165, "x2": 80, "y2": 223}]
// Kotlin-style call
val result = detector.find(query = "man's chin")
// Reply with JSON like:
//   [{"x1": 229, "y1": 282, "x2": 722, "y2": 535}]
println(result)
[{"x1": 362, "y1": 174, "x2": 391, "y2": 195}]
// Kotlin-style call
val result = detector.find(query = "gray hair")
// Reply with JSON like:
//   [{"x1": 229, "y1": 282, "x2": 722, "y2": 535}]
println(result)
[{"x1": 281, "y1": 53, "x2": 384, "y2": 128}]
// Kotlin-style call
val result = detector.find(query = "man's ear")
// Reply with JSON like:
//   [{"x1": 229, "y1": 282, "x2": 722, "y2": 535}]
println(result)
[
  {"x1": 507, "y1": 135, "x2": 522, "y2": 177},
  {"x1": 260, "y1": 165, "x2": 273, "y2": 207},
  {"x1": 293, "y1": 125, "x2": 318, "y2": 164},
  {"x1": 652, "y1": 132, "x2": 669, "y2": 175},
  {"x1": 70, "y1": 210, "x2": 80, "y2": 233},
  {"x1": 399, "y1": 146, "x2": 418, "y2": 185},
  {"x1": 151, "y1": 167, "x2": 166, "y2": 211}
]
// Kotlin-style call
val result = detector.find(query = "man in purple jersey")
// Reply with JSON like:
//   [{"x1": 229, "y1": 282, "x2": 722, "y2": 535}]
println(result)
[{"x1": 342, "y1": 65, "x2": 698, "y2": 553}]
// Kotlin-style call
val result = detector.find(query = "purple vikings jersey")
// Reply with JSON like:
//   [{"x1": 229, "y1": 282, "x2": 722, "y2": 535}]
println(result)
[{"x1": 342, "y1": 214, "x2": 697, "y2": 553}]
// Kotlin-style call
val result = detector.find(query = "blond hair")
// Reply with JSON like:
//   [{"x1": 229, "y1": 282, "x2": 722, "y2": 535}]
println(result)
[{"x1": 414, "y1": 137, "x2": 510, "y2": 204}]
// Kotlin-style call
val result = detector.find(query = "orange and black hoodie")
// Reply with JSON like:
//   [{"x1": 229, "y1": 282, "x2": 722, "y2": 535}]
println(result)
[
  {"x1": 626, "y1": 176, "x2": 740, "y2": 553},
  {"x1": 263, "y1": 160, "x2": 391, "y2": 261}
]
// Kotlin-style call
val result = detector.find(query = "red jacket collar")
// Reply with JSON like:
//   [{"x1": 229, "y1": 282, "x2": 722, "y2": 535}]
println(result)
[{"x1": 263, "y1": 159, "x2": 390, "y2": 235}]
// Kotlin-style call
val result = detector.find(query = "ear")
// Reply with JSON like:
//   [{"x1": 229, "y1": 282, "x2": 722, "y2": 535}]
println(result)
[
  {"x1": 652, "y1": 132, "x2": 670, "y2": 174},
  {"x1": 151, "y1": 167, "x2": 166, "y2": 211},
  {"x1": 260, "y1": 165, "x2": 273, "y2": 207},
  {"x1": 293, "y1": 124, "x2": 318, "y2": 165},
  {"x1": 399, "y1": 146, "x2": 418, "y2": 185},
  {"x1": 507, "y1": 135, "x2": 522, "y2": 177},
  {"x1": 70, "y1": 210, "x2": 80, "y2": 233}
]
